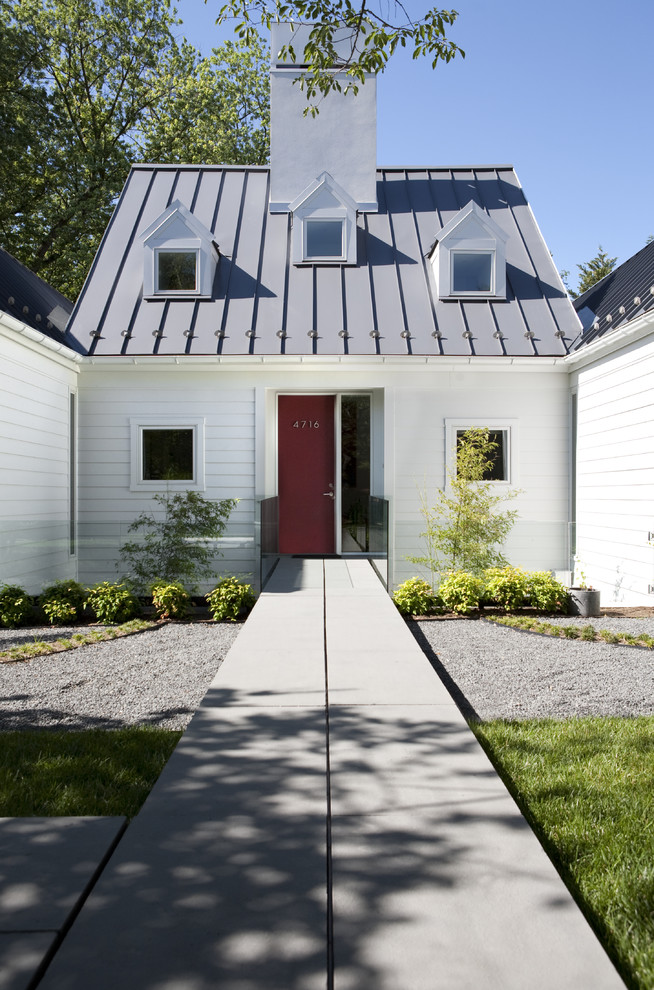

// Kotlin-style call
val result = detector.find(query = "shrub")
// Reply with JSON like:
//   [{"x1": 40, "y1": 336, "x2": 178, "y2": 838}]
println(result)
[
  {"x1": 150, "y1": 581, "x2": 190, "y2": 620},
  {"x1": 0, "y1": 585, "x2": 33, "y2": 628},
  {"x1": 439, "y1": 571, "x2": 484, "y2": 614},
  {"x1": 580, "y1": 624, "x2": 596, "y2": 641},
  {"x1": 85, "y1": 582, "x2": 141, "y2": 624},
  {"x1": 392, "y1": 577, "x2": 437, "y2": 616},
  {"x1": 206, "y1": 577, "x2": 256, "y2": 622},
  {"x1": 526, "y1": 571, "x2": 568, "y2": 613},
  {"x1": 484, "y1": 566, "x2": 528, "y2": 610},
  {"x1": 563, "y1": 626, "x2": 579, "y2": 639},
  {"x1": 599, "y1": 629, "x2": 618, "y2": 644},
  {"x1": 39, "y1": 579, "x2": 86, "y2": 625}
]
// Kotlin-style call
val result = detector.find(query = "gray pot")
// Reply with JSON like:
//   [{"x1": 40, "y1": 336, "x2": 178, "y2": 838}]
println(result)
[{"x1": 568, "y1": 588, "x2": 601, "y2": 618}]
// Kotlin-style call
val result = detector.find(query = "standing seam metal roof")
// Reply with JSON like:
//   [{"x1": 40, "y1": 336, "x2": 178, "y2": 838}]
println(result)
[
  {"x1": 67, "y1": 164, "x2": 580, "y2": 358},
  {"x1": 572, "y1": 241, "x2": 654, "y2": 347}
]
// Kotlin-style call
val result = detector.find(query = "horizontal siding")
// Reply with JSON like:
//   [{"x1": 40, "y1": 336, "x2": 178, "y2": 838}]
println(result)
[
  {"x1": 574, "y1": 336, "x2": 654, "y2": 605},
  {"x1": 0, "y1": 333, "x2": 78, "y2": 591}
]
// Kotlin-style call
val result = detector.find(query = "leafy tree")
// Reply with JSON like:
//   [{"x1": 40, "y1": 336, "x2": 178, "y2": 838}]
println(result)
[
  {"x1": 0, "y1": 0, "x2": 269, "y2": 298},
  {"x1": 409, "y1": 428, "x2": 519, "y2": 584},
  {"x1": 119, "y1": 490, "x2": 238, "y2": 592},
  {"x1": 572, "y1": 245, "x2": 617, "y2": 298},
  {"x1": 218, "y1": 0, "x2": 464, "y2": 111}
]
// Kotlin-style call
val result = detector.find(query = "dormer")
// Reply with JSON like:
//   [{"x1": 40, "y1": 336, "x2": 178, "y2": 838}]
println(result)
[
  {"x1": 430, "y1": 201, "x2": 508, "y2": 299},
  {"x1": 290, "y1": 172, "x2": 358, "y2": 265},
  {"x1": 140, "y1": 201, "x2": 218, "y2": 299}
]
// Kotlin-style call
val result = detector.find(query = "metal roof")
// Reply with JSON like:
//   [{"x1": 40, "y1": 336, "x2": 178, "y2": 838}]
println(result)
[
  {"x1": 0, "y1": 248, "x2": 82, "y2": 351},
  {"x1": 68, "y1": 164, "x2": 580, "y2": 358},
  {"x1": 572, "y1": 241, "x2": 654, "y2": 348}
]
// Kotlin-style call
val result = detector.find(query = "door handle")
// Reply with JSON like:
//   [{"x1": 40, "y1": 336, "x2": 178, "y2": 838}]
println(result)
[{"x1": 322, "y1": 491, "x2": 335, "y2": 499}]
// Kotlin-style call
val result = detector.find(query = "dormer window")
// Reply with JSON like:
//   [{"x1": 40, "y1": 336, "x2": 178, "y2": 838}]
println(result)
[
  {"x1": 156, "y1": 250, "x2": 198, "y2": 293},
  {"x1": 304, "y1": 218, "x2": 345, "y2": 261},
  {"x1": 290, "y1": 172, "x2": 357, "y2": 265},
  {"x1": 140, "y1": 201, "x2": 218, "y2": 299},
  {"x1": 430, "y1": 201, "x2": 508, "y2": 299}
]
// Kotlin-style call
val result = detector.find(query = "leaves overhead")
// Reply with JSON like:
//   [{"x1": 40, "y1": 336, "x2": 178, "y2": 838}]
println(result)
[
  {"x1": 217, "y1": 0, "x2": 464, "y2": 112},
  {"x1": 0, "y1": 0, "x2": 269, "y2": 298}
]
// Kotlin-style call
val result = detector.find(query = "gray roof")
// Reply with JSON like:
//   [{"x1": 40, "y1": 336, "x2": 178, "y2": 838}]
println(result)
[
  {"x1": 0, "y1": 247, "x2": 81, "y2": 351},
  {"x1": 573, "y1": 241, "x2": 654, "y2": 347},
  {"x1": 69, "y1": 164, "x2": 580, "y2": 358}
]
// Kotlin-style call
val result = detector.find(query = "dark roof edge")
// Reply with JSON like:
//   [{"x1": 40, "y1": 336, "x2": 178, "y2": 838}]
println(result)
[{"x1": 129, "y1": 163, "x2": 515, "y2": 174}]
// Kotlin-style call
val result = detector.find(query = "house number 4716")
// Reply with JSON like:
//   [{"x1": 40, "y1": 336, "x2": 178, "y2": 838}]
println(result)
[{"x1": 292, "y1": 420, "x2": 320, "y2": 429}]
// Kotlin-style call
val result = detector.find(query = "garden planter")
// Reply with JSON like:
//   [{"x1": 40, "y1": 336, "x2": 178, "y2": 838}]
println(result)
[{"x1": 568, "y1": 587, "x2": 601, "y2": 618}]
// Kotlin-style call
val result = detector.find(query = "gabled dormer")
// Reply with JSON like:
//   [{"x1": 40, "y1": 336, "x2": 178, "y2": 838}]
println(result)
[
  {"x1": 140, "y1": 201, "x2": 218, "y2": 299},
  {"x1": 430, "y1": 200, "x2": 508, "y2": 299},
  {"x1": 290, "y1": 172, "x2": 358, "y2": 265}
]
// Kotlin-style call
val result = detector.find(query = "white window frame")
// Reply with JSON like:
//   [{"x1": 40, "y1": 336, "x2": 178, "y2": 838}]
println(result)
[
  {"x1": 130, "y1": 417, "x2": 206, "y2": 491},
  {"x1": 450, "y1": 249, "x2": 495, "y2": 295},
  {"x1": 154, "y1": 247, "x2": 200, "y2": 294},
  {"x1": 430, "y1": 200, "x2": 508, "y2": 300},
  {"x1": 303, "y1": 216, "x2": 346, "y2": 262},
  {"x1": 444, "y1": 419, "x2": 518, "y2": 488}
]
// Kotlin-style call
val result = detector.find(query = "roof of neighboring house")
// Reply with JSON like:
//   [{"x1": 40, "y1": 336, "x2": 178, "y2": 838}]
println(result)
[
  {"x1": 68, "y1": 164, "x2": 580, "y2": 358},
  {"x1": 0, "y1": 247, "x2": 84, "y2": 351},
  {"x1": 572, "y1": 241, "x2": 654, "y2": 348}
]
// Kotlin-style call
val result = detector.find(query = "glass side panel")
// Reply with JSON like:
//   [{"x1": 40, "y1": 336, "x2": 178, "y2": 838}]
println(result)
[
  {"x1": 143, "y1": 428, "x2": 194, "y2": 480},
  {"x1": 341, "y1": 395, "x2": 371, "y2": 550},
  {"x1": 452, "y1": 251, "x2": 492, "y2": 292},
  {"x1": 157, "y1": 251, "x2": 197, "y2": 291},
  {"x1": 305, "y1": 219, "x2": 343, "y2": 258}
]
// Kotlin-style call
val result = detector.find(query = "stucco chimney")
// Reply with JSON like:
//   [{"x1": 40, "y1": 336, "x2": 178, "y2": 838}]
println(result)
[{"x1": 269, "y1": 22, "x2": 378, "y2": 213}]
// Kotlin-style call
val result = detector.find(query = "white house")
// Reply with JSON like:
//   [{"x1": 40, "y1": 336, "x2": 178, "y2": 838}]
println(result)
[{"x1": 12, "y1": 24, "x2": 644, "y2": 601}]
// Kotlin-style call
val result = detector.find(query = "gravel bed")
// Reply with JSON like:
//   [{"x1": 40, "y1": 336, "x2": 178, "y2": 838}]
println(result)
[
  {"x1": 412, "y1": 617, "x2": 654, "y2": 721},
  {"x1": 0, "y1": 622, "x2": 240, "y2": 731}
]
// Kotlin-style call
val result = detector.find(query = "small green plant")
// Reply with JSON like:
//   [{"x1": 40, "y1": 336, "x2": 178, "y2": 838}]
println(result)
[
  {"x1": 438, "y1": 571, "x2": 484, "y2": 613},
  {"x1": 85, "y1": 582, "x2": 141, "y2": 624},
  {"x1": 119, "y1": 490, "x2": 238, "y2": 592},
  {"x1": 0, "y1": 585, "x2": 33, "y2": 628},
  {"x1": 392, "y1": 577, "x2": 438, "y2": 616},
  {"x1": 39, "y1": 579, "x2": 86, "y2": 625},
  {"x1": 484, "y1": 566, "x2": 528, "y2": 610},
  {"x1": 580, "y1": 624, "x2": 596, "y2": 641},
  {"x1": 599, "y1": 629, "x2": 619, "y2": 644},
  {"x1": 206, "y1": 577, "x2": 256, "y2": 622},
  {"x1": 526, "y1": 571, "x2": 568, "y2": 613},
  {"x1": 563, "y1": 626, "x2": 580, "y2": 639},
  {"x1": 150, "y1": 580, "x2": 190, "y2": 620}
]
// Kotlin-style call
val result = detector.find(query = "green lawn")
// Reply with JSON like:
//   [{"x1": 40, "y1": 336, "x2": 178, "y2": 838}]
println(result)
[
  {"x1": 472, "y1": 716, "x2": 654, "y2": 990},
  {"x1": 0, "y1": 727, "x2": 181, "y2": 818}
]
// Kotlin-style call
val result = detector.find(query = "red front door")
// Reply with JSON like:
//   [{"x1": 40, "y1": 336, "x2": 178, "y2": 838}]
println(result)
[{"x1": 278, "y1": 395, "x2": 335, "y2": 554}]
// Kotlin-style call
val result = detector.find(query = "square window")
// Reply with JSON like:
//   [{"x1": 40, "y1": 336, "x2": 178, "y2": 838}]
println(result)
[
  {"x1": 157, "y1": 251, "x2": 198, "y2": 292},
  {"x1": 142, "y1": 429, "x2": 194, "y2": 481},
  {"x1": 452, "y1": 252, "x2": 493, "y2": 293},
  {"x1": 305, "y1": 219, "x2": 344, "y2": 259},
  {"x1": 456, "y1": 429, "x2": 507, "y2": 481}
]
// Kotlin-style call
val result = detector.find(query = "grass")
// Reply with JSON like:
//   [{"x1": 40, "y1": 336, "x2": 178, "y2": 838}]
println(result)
[
  {"x1": 488, "y1": 613, "x2": 654, "y2": 648},
  {"x1": 472, "y1": 717, "x2": 654, "y2": 990},
  {"x1": 0, "y1": 727, "x2": 181, "y2": 819},
  {"x1": 0, "y1": 618, "x2": 157, "y2": 664}
]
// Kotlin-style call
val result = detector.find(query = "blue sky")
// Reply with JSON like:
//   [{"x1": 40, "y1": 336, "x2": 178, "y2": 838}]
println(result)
[{"x1": 174, "y1": 0, "x2": 653, "y2": 291}]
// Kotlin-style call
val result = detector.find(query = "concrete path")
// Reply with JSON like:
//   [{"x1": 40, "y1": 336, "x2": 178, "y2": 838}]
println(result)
[{"x1": 35, "y1": 557, "x2": 623, "y2": 989}]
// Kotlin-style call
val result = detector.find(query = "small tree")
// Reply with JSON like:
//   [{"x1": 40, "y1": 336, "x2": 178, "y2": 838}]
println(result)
[
  {"x1": 409, "y1": 428, "x2": 519, "y2": 584},
  {"x1": 573, "y1": 245, "x2": 617, "y2": 298},
  {"x1": 119, "y1": 491, "x2": 238, "y2": 592}
]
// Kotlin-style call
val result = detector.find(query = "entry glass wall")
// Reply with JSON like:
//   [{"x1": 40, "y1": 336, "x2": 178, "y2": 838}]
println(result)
[{"x1": 341, "y1": 395, "x2": 371, "y2": 552}]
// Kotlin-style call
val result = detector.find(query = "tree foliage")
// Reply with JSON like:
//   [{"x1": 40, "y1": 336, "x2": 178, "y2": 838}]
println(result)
[
  {"x1": 572, "y1": 245, "x2": 617, "y2": 298},
  {"x1": 218, "y1": 0, "x2": 463, "y2": 111},
  {"x1": 0, "y1": 0, "x2": 269, "y2": 298},
  {"x1": 409, "y1": 428, "x2": 519, "y2": 583}
]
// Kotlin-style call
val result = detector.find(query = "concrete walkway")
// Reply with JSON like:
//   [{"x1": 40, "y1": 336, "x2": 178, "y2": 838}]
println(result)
[{"x1": 33, "y1": 557, "x2": 622, "y2": 989}]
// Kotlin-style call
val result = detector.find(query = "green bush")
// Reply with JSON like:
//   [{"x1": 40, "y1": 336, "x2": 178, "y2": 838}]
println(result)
[
  {"x1": 0, "y1": 585, "x2": 33, "y2": 628},
  {"x1": 392, "y1": 577, "x2": 437, "y2": 616},
  {"x1": 39, "y1": 579, "x2": 86, "y2": 625},
  {"x1": 580, "y1": 624, "x2": 596, "y2": 641},
  {"x1": 484, "y1": 566, "x2": 528, "y2": 610},
  {"x1": 439, "y1": 571, "x2": 484, "y2": 614},
  {"x1": 150, "y1": 581, "x2": 190, "y2": 620},
  {"x1": 526, "y1": 571, "x2": 568, "y2": 613},
  {"x1": 85, "y1": 582, "x2": 141, "y2": 624},
  {"x1": 206, "y1": 577, "x2": 256, "y2": 622}
]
